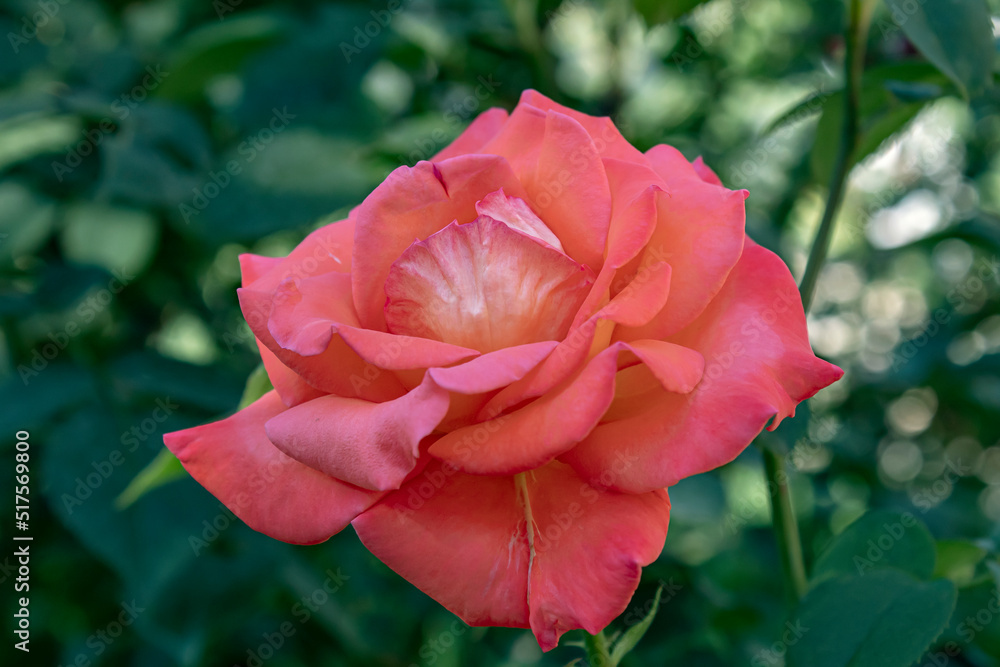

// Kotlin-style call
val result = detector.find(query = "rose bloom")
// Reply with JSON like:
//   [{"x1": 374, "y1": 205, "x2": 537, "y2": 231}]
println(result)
[{"x1": 165, "y1": 90, "x2": 842, "y2": 650}]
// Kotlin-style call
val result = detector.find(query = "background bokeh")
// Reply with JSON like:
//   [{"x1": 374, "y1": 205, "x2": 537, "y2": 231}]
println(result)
[{"x1": 2, "y1": 0, "x2": 999, "y2": 664}]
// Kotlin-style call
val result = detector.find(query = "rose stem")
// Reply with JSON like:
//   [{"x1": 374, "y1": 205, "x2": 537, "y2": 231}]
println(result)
[
  {"x1": 583, "y1": 628, "x2": 612, "y2": 666},
  {"x1": 764, "y1": 0, "x2": 871, "y2": 604}
]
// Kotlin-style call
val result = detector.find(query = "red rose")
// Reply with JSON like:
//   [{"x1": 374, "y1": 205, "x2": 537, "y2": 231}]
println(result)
[{"x1": 165, "y1": 90, "x2": 842, "y2": 650}]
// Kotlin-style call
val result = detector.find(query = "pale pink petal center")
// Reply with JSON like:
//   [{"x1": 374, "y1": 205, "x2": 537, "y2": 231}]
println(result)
[
  {"x1": 384, "y1": 213, "x2": 594, "y2": 353},
  {"x1": 475, "y1": 189, "x2": 564, "y2": 252}
]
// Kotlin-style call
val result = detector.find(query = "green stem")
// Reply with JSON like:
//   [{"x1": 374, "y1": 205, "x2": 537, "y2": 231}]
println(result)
[
  {"x1": 764, "y1": 0, "x2": 870, "y2": 604},
  {"x1": 798, "y1": 0, "x2": 870, "y2": 313},
  {"x1": 584, "y1": 630, "x2": 612, "y2": 667},
  {"x1": 763, "y1": 447, "x2": 808, "y2": 602}
]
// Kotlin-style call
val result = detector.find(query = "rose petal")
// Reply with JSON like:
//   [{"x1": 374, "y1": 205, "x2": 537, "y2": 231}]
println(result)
[
  {"x1": 269, "y1": 272, "x2": 360, "y2": 354},
  {"x1": 428, "y1": 341, "x2": 559, "y2": 395},
  {"x1": 475, "y1": 189, "x2": 563, "y2": 251},
  {"x1": 692, "y1": 156, "x2": 723, "y2": 186},
  {"x1": 479, "y1": 102, "x2": 547, "y2": 175},
  {"x1": 517, "y1": 90, "x2": 646, "y2": 162},
  {"x1": 264, "y1": 375, "x2": 449, "y2": 491},
  {"x1": 239, "y1": 253, "x2": 282, "y2": 285},
  {"x1": 352, "y1": 460, "x2": 670, "y2": 652},
  {"x1": 625, "y1": 339, "x2": 705, "y2": 394},
  {"x1": 164, "y1": 391, "x2": 381, "y2": 544},
  {"x1": 238, "y1": 285, "x2": 407, "y2": 402},
  {"x1": 254, "y1": 341, "x2": 326, "y2": 407},
  {"x1": 524, "y1": 111, "x2": 612, "y2": 271},
  {"x1": 603, "y1": 261, "x2": 672, "y2": 328},
  {"x1": 480, "y1": 261, "x2": 672, "y2": 421},
  {"x1": 266, "y1": 272, "x2": 481, "y2": 371},
  {"x1": 561, "y1": 241, "x2": 844, "y2": 492},
  {"x1": 433, "y1": 334, "x2": 696, "y2": 475},
  {"x1": 249, "y1": 218, "x2": 355, "y2": 294},
  {"x1": 238, "y1": 253, "x2": 325, "y2": 407},
  {"x1": 481, "y1": 107, "x2": 614, "y2": 270},
  {"x1": 617, "y1": 150, "x2": 748, "y2": 339},
  {"x1": 384, "y1": 217, "x2": 594, "y2": 353},
  {"x1": 571, "y1": 160, "x2": 661, "y2": 329},
  {"x1": 428, "y1": 343, "x2": 622, "y2": 474},
  {"x1": 352, "y1": 155, "x2": 530, "y2": 330},
  {"x1": 525, "y1": 463, "x2": 671, "y2": 650},
  {"x1": 433, "y1": 107, "x2": 510, "y2": 161},
  {"x1": 352, "y1": 462, "x2": 531, "y2": 628}
]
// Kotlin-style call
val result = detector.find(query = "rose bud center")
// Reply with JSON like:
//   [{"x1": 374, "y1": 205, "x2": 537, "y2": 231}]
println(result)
[{"x1": 384, "y1": 190, "x2": 595, "y2": 353}]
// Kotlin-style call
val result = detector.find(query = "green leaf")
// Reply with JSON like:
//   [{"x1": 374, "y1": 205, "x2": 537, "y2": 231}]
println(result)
[
  {"x1": 760, "y1": 89, "x2": 830, "y2": 138},
  {"x1": 632, "y1": 0, "x2": 712, "y2": 25},
  {"x1": 238, "y1": 363, "x2": 273, "y2": 409},
  {"x1": 933, "y1": 540, "x2": 988, "y2": 586},
  {"x1": 943, "y1": 577, "x2": 1000, "y2": 655},
  {"x1": 609, "y1": 586, "x2": 663, "y2": 665},
  {"x1": 808, "y1": 61, "x2": 950, "y2": 183},
  {"x1": 811, "y1": 510, "x2": 937, "y2": 583},
  {"x1": 113, "y1": 363, "x2": 271, "y2": 508},
  {"x1": 786, "y1": 570, "x2": 957, "y2": 667},
  {"x1": 0, "y1": 180, "x2": 56, "y2": 268},
  {"x1": 59, "y1": 203, "x2": 159, "y2": 277},
  {"x1": 41, "y1": 409, "x2": 208, "y2": 598},
  {"x1": 848, "y1": 99, "x2": 925, "y2": 169},
  {"x1": 114, "y1": 448, "x2": 186, "y2": 510},
  {"x1": 109, "y1": 352, "x2": 244, "y2": 414},
  {"x1": 0, "y1": 365, "x2": 96, "y2": 434},
  {"x1": 0, "y1": 113, "x2": 81, "y2": 171},
  {"x1": 154, "y1": 13, "x2": 291, "y2": 101},
  {"x1": 881, "y1": 0, "x2": 994, "y2": 99},
  {"x1": 810, "y1": 91, "x2": 928, "y2": 185}
]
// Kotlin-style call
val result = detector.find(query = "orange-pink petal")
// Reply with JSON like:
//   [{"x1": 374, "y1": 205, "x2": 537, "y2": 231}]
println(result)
[
  {"x1": 561, "y1": 241, "x2": 844, "y2": 492},
  {"x1": 264, "y1": 375, "x2": 449, "y2": 491},
  {"x1": 164, "y1": 391, "x2": 381, "y2": 544}
]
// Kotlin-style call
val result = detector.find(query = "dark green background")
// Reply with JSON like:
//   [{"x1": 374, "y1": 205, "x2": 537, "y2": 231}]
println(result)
[{"x1": 1, "y1": 0, "x2": 999, "y2": 665}]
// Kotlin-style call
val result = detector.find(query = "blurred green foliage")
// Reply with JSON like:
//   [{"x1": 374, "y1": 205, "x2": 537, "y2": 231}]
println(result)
[{"x1": 1, "y1": 0, "x2": 999, "y2": 665}]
